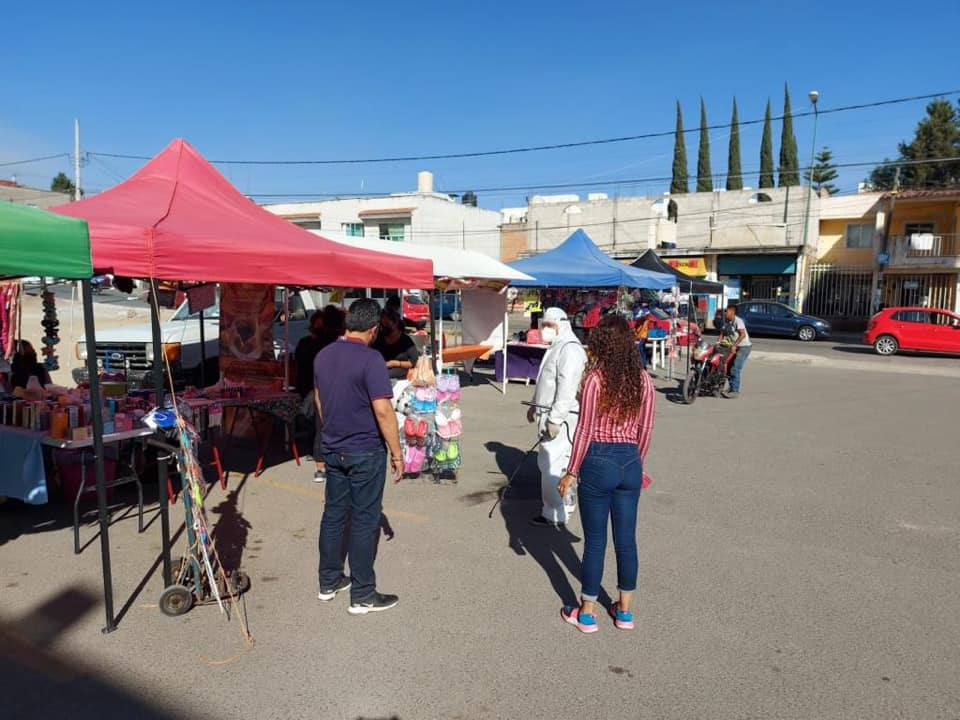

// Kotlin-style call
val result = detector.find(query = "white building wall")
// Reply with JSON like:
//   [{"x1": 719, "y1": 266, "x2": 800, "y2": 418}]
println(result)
[{"x1": 263, "y1": 193, "x2": 501, "y2": 258}]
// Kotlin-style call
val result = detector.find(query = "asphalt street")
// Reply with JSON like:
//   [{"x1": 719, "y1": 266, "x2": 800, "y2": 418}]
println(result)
[{"x1": 2, "y1": 355, "x2": 959, "y2": 719}]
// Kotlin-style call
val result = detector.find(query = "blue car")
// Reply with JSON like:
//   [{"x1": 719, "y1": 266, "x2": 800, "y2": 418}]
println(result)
[
  {"x1": 433, "y1": 292, "x2": 461, "y2": 320},
  {"x1": 733, "y1": 301, "x2": 831, "y2": 341}
]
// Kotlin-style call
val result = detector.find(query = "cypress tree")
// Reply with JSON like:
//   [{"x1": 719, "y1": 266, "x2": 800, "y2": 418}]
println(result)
[
  {"x1": 759, "y1": 99, "x2": 775, "y2": 189},
  {"x1": 778, "y1": 83, "x2": 800, "y2": 186},
  {"x1": 670, "y1": 101, "x2": 689, "y2": 194},
  {"x1": 726, "y1": 97, "x2": 743, "y2": 190},
  {"x1": 696, "y1": 98, "x2": 713, "y2": 192}
]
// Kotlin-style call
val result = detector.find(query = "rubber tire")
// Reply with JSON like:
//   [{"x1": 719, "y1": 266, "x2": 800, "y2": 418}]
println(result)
[
  {"x1": 680, "y1": 372, "x2": 698, "y2": 405},
  {"x1": 797, "y1": 325, "x2": 817, "y2": 342},
  {"x1": 159, "y1": 584, "x2": 194, "y2": 617},
  {"x1": 874, "y1": 334, "x2": 899, "y2": 356}
]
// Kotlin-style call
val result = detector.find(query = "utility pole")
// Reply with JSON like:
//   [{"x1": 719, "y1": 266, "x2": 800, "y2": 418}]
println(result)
[
  {"x1": 797, "y1": 90, "x2": 820, "y2": 312},
  {"x1": 73, "y1": 119, "x2": 81, "y2": 201}
]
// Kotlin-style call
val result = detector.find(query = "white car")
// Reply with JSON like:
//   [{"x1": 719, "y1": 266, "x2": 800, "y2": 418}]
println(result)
[{"x1": 75, "y1": 288, "x2": 319, "y2": 387}]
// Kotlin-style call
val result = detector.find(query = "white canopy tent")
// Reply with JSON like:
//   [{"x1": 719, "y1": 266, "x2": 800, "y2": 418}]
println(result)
[{"x1": 317, "y1": 232, "x2": 534, "y2": 390}]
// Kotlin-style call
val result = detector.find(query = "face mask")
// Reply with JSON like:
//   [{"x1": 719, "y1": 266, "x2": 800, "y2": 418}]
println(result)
[{"x1": 540, "y1": 326, "x2": 557, "y2": 344}]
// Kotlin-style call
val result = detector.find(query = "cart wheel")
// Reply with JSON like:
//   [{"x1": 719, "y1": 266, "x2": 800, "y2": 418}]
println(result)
[
  {"x1": 159, "y1": 584, "x2": 194, "y2": 616},
  {"x1": 233, "y1": 570, "x2": 251, "y2": 595}
]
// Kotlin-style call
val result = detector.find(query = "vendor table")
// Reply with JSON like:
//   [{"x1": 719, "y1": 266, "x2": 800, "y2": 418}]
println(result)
[
  {"x1": 494, "y1": 342, "x2": 548, "y2": 384},
  {"x1": 645, "y1": 337, "x2": 667, "y2": 371},
  {"x1": 185, "y1": 391, "x2": 301, "y2": 478},
  {"x1": 42, "y1": 427, "x2": 155, "y2": 554}
]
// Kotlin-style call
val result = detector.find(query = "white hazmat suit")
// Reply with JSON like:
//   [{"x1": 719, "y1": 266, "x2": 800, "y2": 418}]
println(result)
[{"x1": 531, "y1": 307, "x2": 587, "y2": 524}]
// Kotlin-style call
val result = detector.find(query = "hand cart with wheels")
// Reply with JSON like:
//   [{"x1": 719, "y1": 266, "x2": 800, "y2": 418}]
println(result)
[{"x1": 150, "y1": 435, "x2": 250, "y2": 617}]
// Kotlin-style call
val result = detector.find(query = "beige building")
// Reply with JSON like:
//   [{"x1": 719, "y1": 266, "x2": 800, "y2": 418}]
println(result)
[
  {"x1": 503, "y1": 186, "x2": 820, "y2": 308},
  {"x1": 0, "y1": 180, "x2": 72, "y2": 209}
]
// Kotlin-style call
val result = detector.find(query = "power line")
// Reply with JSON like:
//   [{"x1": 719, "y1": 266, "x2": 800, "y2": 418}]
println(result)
[
  {"x1": 0, "y1": 153, "x2": 71, "y2": 168},
  {"x1": 87, "y1": 89, "x2": 960, "y2": 166},
  {"x1": 248, "y1": 155, "x2": 960, "y2": 200}
]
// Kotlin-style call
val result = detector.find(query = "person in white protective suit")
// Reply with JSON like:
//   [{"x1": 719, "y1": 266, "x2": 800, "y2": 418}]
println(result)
[{"x1": 527, "y1": 307, "x2": 587, "y2": 528}]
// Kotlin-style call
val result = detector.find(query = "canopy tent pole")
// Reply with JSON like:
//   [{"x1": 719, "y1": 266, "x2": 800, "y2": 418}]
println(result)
[
  {"x1": 198, "y1": 308, "x2": 206, "y2": 388},
  {"x1": 150, "y1": 289, "x2": 172, "y2": 587},
  {"x1": 501, "y1": 307, "x2": 508, "y2": 396},
  {"x1": 81, "y1": 279, "x2": 116, "y2": 633},
  {"x1": 283, "y1": 287, "x2": 290, "y2": 390},
  {"x1": 438, "y1": 306, "x2": 444, "y2": 374}
]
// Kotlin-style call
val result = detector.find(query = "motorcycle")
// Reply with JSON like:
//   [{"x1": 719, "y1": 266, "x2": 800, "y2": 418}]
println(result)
[
  {"x1": 679, "y1": 336, "x2": 735, "y2": 404},
  {"x1": 90, "y1": 275, "x2": 111, "y2": 294}
]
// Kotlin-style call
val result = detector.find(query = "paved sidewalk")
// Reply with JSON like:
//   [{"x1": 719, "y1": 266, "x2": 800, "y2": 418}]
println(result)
[{"x1": 2, "y1": 361, "x2": 959, "y2": 719}]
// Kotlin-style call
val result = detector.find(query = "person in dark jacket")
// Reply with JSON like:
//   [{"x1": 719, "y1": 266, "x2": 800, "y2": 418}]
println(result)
[
  {"x1": 11, "y1": 341, "x2": 51, "y2": 390},
  {"x1": 295, "y1": 306, "x2": 346, "y2": 482}
]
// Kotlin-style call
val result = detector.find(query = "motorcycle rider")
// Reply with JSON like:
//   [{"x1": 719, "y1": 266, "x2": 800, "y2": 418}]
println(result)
[
  {"x1": 720, "y1": 304, "x2": 752, "y2": 398},
  {"x1": 527, "y1": 307, "x2": 588, "y2": 528}
]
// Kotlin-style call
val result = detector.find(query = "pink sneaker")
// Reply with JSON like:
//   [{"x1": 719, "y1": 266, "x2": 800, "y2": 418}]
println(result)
[
  {"x1": 609, "y1": 605, "x2": 635, "y2": 630},
  {"x1": 561, "y1": 606, "x2": 598, "y2": 634}
]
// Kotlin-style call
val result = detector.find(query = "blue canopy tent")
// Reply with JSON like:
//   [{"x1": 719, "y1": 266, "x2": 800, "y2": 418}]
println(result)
[{"x1": 508, "y1": 229, "x2": 675, "y2": 289}]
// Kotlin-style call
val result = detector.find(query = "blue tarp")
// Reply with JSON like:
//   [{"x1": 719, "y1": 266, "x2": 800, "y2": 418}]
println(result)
[{"x1": 508, "y1": 229, "x2": 675, "y2": 289}]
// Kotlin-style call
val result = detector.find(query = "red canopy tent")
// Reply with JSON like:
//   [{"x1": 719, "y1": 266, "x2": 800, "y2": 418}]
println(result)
[
  {"x1": 49, "y1": 140, "x2": 433, "y2": 627},
  {"x1": 52, "y1": 138, "x2": 433, "y2": 288}
]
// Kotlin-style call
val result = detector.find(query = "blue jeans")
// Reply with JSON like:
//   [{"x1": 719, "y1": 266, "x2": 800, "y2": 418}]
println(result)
[
  {"x1": 577, "y1": 442, "x2": 642, "y2": 602},
  {"x1": 728, "y1": 345, "x2": 752, "y2": 393},
  {"x1": 319, "y1": 447, "x2": 387, "y2": 602}
]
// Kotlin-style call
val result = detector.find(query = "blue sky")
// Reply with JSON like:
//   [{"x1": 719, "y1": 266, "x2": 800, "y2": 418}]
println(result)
[{"x1": 2, "y1": 0, "x2": 959, "y2": 208}]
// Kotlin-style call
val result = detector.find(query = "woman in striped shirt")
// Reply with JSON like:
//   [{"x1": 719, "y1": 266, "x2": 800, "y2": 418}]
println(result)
[{"x1": 558, "y1": 314, "x2": 656, "y2": 633}]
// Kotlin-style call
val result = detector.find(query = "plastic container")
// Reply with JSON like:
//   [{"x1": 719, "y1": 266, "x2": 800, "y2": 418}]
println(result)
[{"x1": 56, "y1": 449, "x2": 118, "y2": 501}]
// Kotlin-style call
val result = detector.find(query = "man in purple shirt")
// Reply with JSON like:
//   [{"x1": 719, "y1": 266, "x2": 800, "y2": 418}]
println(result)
[{"x1": 313, "y1": 298, "x2": 404, "y2": 614}]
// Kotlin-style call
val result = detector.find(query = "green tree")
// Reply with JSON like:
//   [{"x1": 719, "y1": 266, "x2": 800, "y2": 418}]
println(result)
[
  {"x1": 726, "y1": 97, "x2": 743, "y2": 190},
  {"x1": 696, "y1": 98, "x2": 713, "y2": 192},
  {"x1": 778, "y1": 83, "x2": 799, "y2": 186},
  {"x1": 868, "y1": 99, "x2": 960, "y2": 189},
  {"x1": 803, "y1": 146, "x2": 840, "y2": 195},
  {"x1": 671, "y1": 101, "x2": 689, "y2": 194},
  {"x1": 50, "y1": 172, "x2": 75, "y2": 195},
  {"x1": 759, "y1": 99, "x2": 775, "y2": 189}
]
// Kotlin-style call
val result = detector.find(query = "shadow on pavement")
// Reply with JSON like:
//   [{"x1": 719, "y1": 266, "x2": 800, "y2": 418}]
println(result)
[
  {"x1": 210, "y1": 477, "x2": 252, "y2": 573},
  {"x1": 0, "y1": 587, "x2": 180, "y2": 720}
]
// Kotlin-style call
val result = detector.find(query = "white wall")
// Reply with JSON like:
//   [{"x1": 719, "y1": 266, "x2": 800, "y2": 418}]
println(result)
[{"x1": 263, "y1": 194, "x2": 502, "y2": 258}]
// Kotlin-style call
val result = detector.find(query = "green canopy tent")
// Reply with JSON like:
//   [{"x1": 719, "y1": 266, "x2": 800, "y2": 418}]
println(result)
[{"x1": 0, "y1": 203, "x2": 117, "y2": 632}]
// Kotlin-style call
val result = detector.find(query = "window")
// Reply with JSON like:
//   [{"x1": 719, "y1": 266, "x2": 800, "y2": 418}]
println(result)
[
  {"x1": 904, "y1": 222, "x2": 935, "y2": 236},
  {"x1": 845, "y1": 223, "x2": 874, "y2": 249},
  {"x1": 743, "y1": 303, "x2": 766, "y2": 315},
  {"x1": 274, "y1": 289, "x2": 306, "y2": 321},
  {"x1": 379, "y1": 223, "x2": 406, "y2": 242},
  {"x1": 767, "y1": 304, "x2": 794, "y2": 318},
  {"x1": 342, "y1": 222, "x2": 364, "y2": 238},
  {"x1": 749, "y1": 193, "x2": 773, "y2": 204},
  {"x1": 291, "y1": 218, "x2": 321, "y2": 231},
  {"x1": 892, "y1": 310, "x2": 932, "y2": 323}
]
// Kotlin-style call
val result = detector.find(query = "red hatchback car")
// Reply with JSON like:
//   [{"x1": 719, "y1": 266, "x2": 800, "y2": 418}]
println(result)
[
  {"x1": 402, "y1": 293, "x2": 430, "y2": 329},
  {"x1": 865, "y1": 306, "x2": 960, "y2": 356}
]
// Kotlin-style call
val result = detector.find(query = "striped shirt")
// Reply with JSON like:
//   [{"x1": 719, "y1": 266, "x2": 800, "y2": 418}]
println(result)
[{"x1": 566, "y1": 369, "x2": 656, "y2": 477}]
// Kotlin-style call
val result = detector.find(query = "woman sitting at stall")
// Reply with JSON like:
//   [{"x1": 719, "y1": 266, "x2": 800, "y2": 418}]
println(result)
[
  {"x1": 373, "y1": 309, "x2": 420, "y2": 380},
  {"x1": 10, "y1": 340, "x2": 51, "y2": 390}
]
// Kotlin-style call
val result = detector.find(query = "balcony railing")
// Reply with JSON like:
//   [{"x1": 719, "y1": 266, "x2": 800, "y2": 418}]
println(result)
[{"x1": 894, "y1": 233, "x2": 960, "y2": 258}]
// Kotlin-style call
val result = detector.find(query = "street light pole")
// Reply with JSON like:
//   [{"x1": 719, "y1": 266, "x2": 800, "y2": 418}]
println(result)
[{"x1": 798, "y1": 90, "x2": 820, "y2": 312}]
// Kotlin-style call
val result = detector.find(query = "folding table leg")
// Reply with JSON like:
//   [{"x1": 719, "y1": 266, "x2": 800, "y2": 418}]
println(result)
[{"x1": 73, "y1": 450, "x2": 86, "y2": 555}]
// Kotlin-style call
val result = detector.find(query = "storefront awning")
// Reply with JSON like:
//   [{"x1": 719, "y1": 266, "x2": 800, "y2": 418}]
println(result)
[{"x1": 718, "y1": 254, "x2": 797, "y2": 275}]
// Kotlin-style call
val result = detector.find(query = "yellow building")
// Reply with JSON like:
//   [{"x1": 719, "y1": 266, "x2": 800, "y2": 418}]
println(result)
[
  {"x1": 880, "y1": 189, "x2": 960, "y2": 311},
  {"x1": 807, "y1": 192, "x2": 883, "y2": 328},
  {"x1": 811, "y1": 189, "x2": 960, "y2": 325}
]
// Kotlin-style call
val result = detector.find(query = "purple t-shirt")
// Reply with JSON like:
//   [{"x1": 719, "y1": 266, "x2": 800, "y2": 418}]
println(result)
[{"x1": 313, "y1": 337, "x2": 393, "y2": 453}]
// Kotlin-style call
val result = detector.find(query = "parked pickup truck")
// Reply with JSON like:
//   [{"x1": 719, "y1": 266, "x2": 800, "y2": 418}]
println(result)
[{"x1": 74, "y1": 288, "x2": 323, "y2": 388}]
